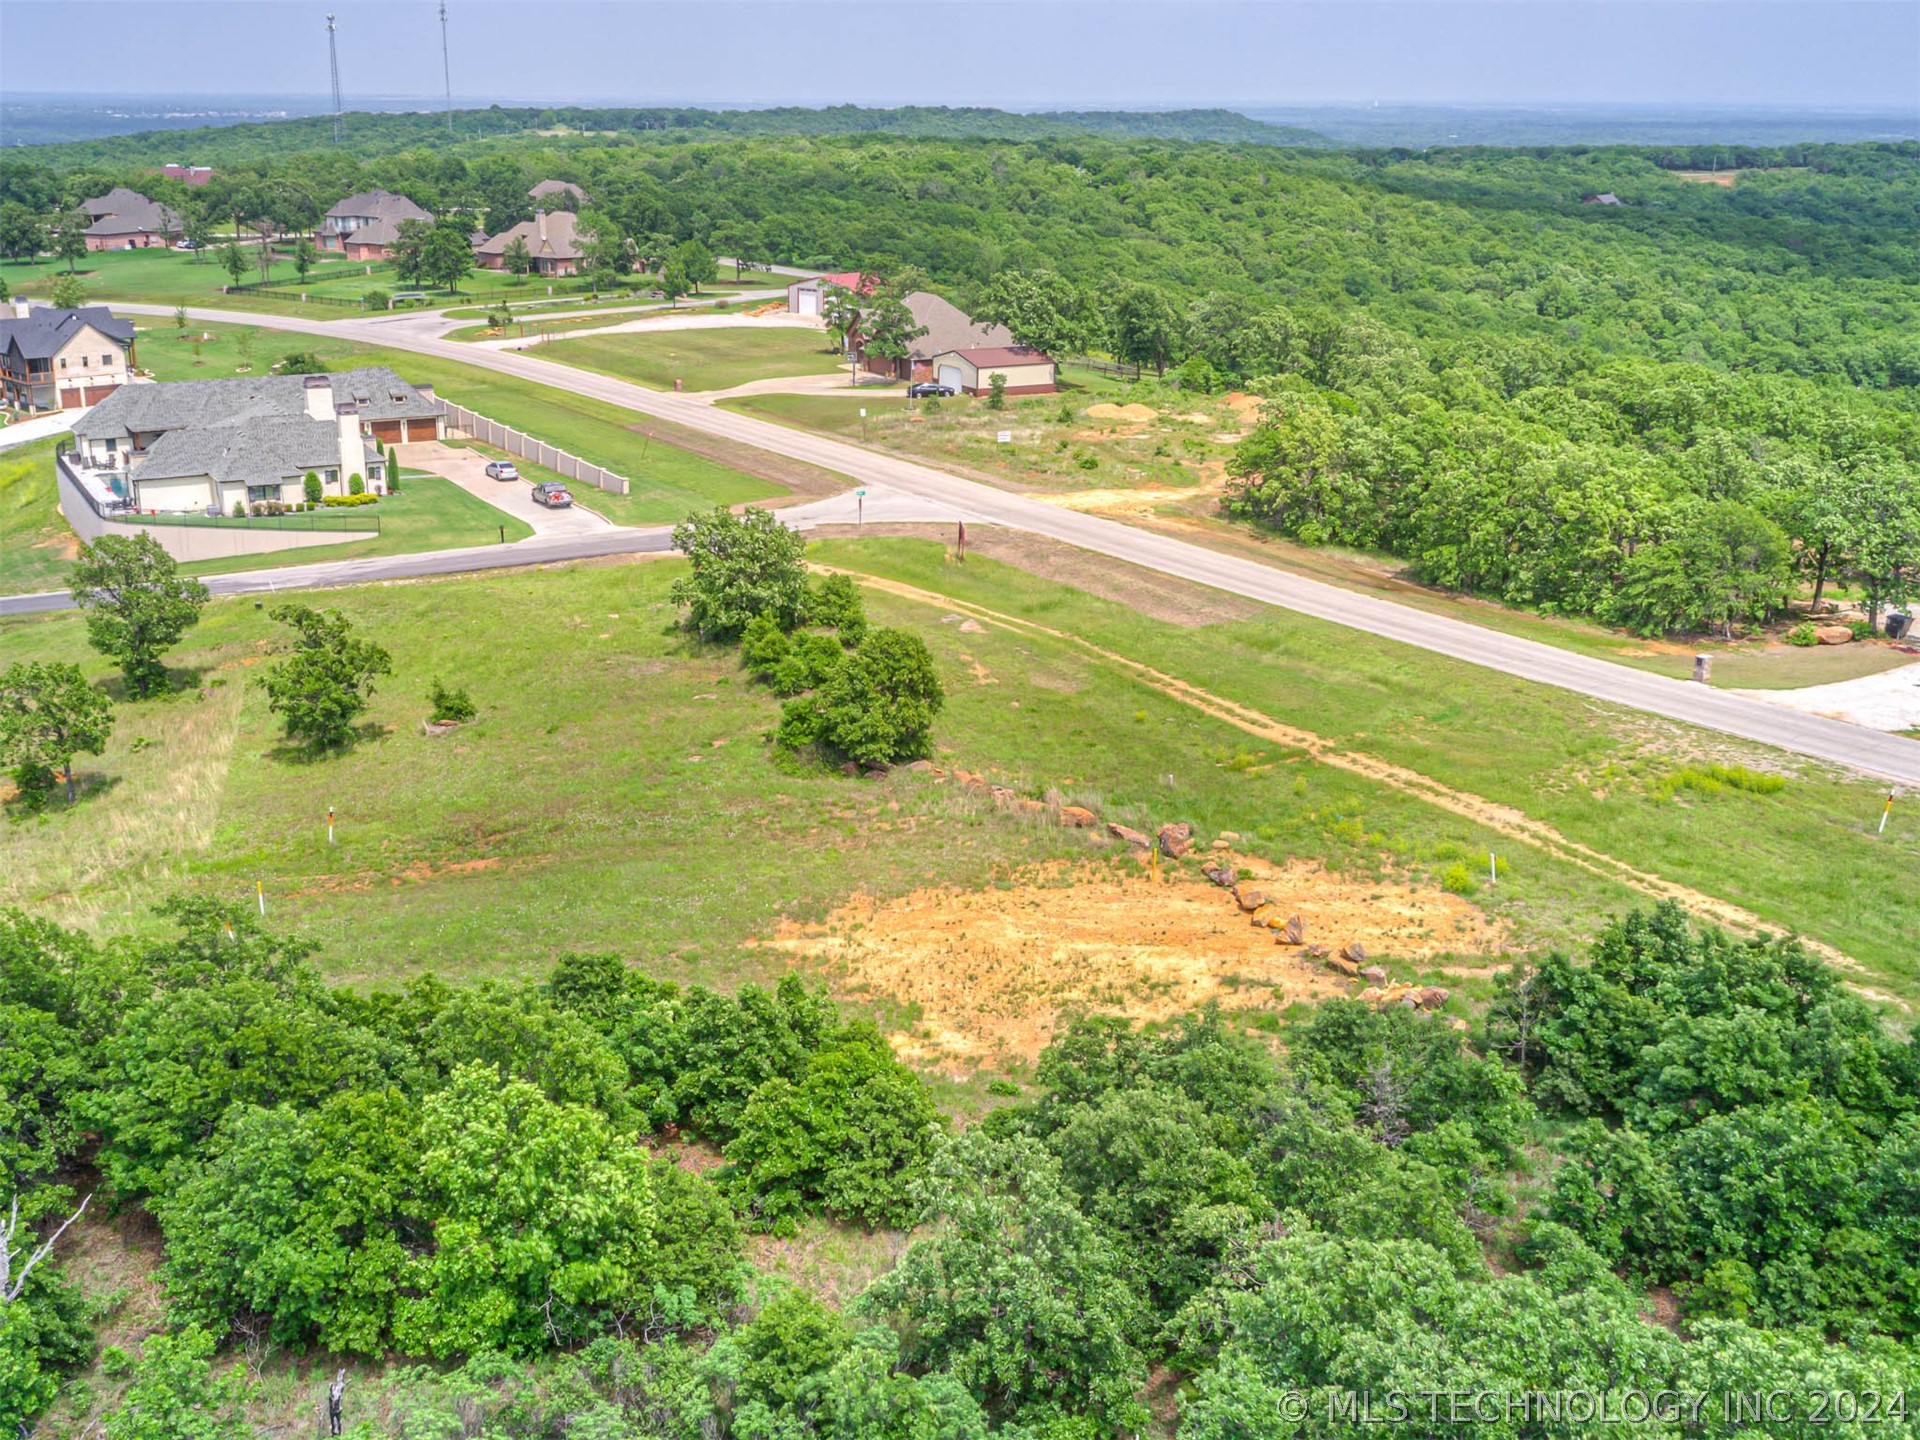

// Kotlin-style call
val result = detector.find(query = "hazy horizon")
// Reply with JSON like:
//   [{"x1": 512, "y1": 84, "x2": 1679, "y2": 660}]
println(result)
[{"x1": 3, "y1": 1, "x2": 1916, "y2": 112}]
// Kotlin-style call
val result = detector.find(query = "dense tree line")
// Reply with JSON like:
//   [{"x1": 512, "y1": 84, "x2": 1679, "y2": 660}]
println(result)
[{"x1": 7, "y1": 898, "x2": 1919, "y2": 1433}]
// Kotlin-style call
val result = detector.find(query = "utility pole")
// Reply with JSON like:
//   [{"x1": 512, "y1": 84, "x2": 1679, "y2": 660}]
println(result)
[
  {"x1": 326, "y1": 13, "x2": 344, "y2": 144},
  {"x1": 440, "y1": 1, "x2": 454, "y2": 135}
]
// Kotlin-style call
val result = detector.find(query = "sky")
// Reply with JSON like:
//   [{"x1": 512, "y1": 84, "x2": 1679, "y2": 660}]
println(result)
[{"x1": 2, "y1": 0, "x2": 1916, "y2": 111}]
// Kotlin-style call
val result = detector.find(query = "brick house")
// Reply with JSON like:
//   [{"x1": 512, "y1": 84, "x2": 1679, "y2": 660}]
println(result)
[
  {"x1": 855, "y1": 291, "x2": 1013, "y2": 383},
  {"x1": 80, "y1": 188, "x2": 182, "y2": 251},
  {"x1": 474, "y1": 210, "x2": 585, "y2": 277},
  {"x1": 318, "y1": 189, "x2": 433, "y2": 261},
  {"x1": 0, "y1": 301, "x2": 138, "y2": 411}
]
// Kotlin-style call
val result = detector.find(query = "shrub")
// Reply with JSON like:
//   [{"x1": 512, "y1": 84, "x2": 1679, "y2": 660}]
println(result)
[
  {"x1": 987, "y1": 373, "x2": 1008, "y2": 410},
  {"x1": 303, "y1": 472, "x2": 322, "y2": 506},
  {"x1": 280, "y1": 350, "x2": 323, "y2": 374},
  {"x1": 362, "y1": 288, "x2": 390, "y2": 310},
  {"x1": 1441, "y1": 862, "x2": 1477, "y2": 896},
  {"x1": 1076, "y1": 452, "x2": 1100, "y2": 470},
  {"x1": 1786, "y1": 623, "x2": 1819, "y2": 646},
  {"x1": 1850, "y1": 619, "x2": 1877, "y2": 640},
  {"x1": 1652, "y1": 763, "x2": 1786, "y2": 800},
  {"x1": 347, "y1": 473, "x2": 364, "y2": 496},
  {"x1": 320, "y1": 493, "x2": 380, "y2": 507},
  {"x1": 427, "y1": 679, "x2": 477, "y2": 724},
  {"x1": 231, "y1": 500, "x2": 246, "y2": 519},
  {"x1": 794, "y1": 627, "x2": 945, "y2": 766},
  {"x1": 922, "y1": 396, "x2": 942, "y2": 415}
]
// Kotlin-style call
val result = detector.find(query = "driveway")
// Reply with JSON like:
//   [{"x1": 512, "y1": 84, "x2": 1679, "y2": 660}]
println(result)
[{"x1": 396, "y1": 441, "x2": 613, "y2": 537}]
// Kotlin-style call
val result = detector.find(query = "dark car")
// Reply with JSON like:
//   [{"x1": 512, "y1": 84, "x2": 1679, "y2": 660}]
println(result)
[
  {"x1": 907, "y1": 382, "x2": 956, "y2": 399},
  {"x1": 530, "y1": 482, "x2": 573, "y2": 509},
  {"x1": 484, "y1": 459, "x2": 520, "y2": 481}
]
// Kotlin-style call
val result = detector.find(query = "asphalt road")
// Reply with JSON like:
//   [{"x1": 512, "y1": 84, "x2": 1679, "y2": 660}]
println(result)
[{"x1": 28, "y1": 301, "x2": 1920, "y2": 789}]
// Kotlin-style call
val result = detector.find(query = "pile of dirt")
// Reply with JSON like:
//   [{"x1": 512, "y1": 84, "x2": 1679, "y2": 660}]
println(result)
[
  {"x1": 766, "y1": 858, "x2": 1504, "y2": 1070},
  {"x1": 1222, "y1": 392, "x2": 1263, "y2": 415},
  {"x1": 1085, "y1": 402, "x2": 1159, "y2": 423}
]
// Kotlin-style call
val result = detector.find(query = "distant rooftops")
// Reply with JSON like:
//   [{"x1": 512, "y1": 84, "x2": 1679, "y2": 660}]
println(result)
[
  {"x1": 0, "y1": 303, "x2": 136, "y2": 361},
  {"x1": 529, "y1": 179, "x2": 590, "y2": 205},
  {"x1": 80, "y1": 188, "x2": 181, "y2": 238}
]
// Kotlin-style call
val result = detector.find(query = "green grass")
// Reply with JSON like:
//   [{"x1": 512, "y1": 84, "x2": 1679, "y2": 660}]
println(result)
[
  {"x1": 3, "y1": 540, "x2": 1913, "y2": 1014},
  {"x1": 0, "y1": 438, "x2": 75, "y2": 595},
  {"x1": 541, "y1": 325, "x2": 851, "y2": 391},
  {"x1": 174, "y1": 475, "x2": 533, "y2": 577}
]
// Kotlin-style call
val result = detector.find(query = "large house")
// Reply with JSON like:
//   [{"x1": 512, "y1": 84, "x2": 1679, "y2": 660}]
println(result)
[
  {"x1": 162, "y1": 164, "x2": 215, "y2": 186},
  {"x1": 855, "y1": 291, "x2": 1013, "y2": 383},
  {"x1": 0, "y1": 301, "x2": 138, "y2": 411},
  {"x1": 785, "y1": 271, "x2": 877, "y2": 317},
  {"x1": 80, "y1": 188, "x2": 182, "y2": 251},
  {"x1": 69, "y1": 367, "x2": 442, "y2": 513},
  {"x1": 474, "y1": 210, "x2": 585, "y2": 277},
  {"x1": 317, "y1": 190, "x2": 433, "y2": 261},
  {"x1": 529, "y1": 179, "x2": 590, "y2": 206},
  {"x1": 926, "y1": 345, "x2": 1058, "y2": 397}
]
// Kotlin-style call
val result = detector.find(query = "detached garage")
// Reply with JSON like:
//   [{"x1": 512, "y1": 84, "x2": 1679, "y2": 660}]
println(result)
[
  {"x1": 928, "y1": 345, "x2": 1058, "y2": 397},
  {"x1": 786, "y1": 270, "x2": 874, "y2": 317}
]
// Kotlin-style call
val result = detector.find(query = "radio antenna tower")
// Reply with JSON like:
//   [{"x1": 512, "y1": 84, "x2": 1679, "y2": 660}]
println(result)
[
  {"x1": 440, "y1": 2, "x2": 454, "y2": 134},
  {"x1": 326, "y1": 13, "x2": 344, "y2": 143}
]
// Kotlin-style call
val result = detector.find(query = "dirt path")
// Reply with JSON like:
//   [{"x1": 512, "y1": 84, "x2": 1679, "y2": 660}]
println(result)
[{"x1": 830, "y1": 566, "x2": 1861, "y2": 972}]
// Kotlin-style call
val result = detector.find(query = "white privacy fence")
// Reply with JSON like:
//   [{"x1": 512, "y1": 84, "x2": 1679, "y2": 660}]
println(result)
[{"x1": 437, "y1": 401, "x2": 632, "y2": 496}]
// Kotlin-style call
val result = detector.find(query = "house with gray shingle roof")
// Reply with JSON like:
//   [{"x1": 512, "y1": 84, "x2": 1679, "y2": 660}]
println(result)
[
  {"x1": 81, "y1": 188, "x2": 182, "y2": 251},
  {"x1": 71, "y1": 367, "x2": 442, "y2": 513},
  {"x1": 529, "y1": 179, "x2": 590, "y2": 206},
  {"x1": 318, "y1": 189, "x2": 433, "y2": 261},
  {"x1": 0, "y1": 301, "x2": 139, "y2": 411}
]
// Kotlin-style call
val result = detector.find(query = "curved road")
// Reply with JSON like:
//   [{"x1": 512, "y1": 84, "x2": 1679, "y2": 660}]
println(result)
[{"x1": 11, "y1": 300, "x2": 1918, "y2": 789}]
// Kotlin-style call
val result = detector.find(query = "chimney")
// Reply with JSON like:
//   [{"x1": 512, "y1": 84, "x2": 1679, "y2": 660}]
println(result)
[
  {"x1": 302, "y1": 373, "x2": 332, "y2": 421},
  {"x1": 536, "y1": 211, "x2": 548, "y2": 245},
  {"x1": 336, "y1": 402, "x2": 363, "y2": 494},
  {"x1": 11, "y1": 299, "x2": 28, "y2": 320}
]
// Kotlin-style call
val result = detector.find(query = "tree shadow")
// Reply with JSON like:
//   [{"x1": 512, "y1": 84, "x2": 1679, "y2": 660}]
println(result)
[
  {"x1": 98, "y1": 665, "x2": 219, "y2": 706},
  {"x1": 3, "y1": 771, "x2": 124, "y2": 822},
  {"x1": 262, "y1": 719, "x2": 391, "y2": 766}
]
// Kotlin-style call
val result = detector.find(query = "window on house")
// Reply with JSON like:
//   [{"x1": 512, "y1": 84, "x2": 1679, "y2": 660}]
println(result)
[
  {"x1": 324, "y1": 469, "x2": 338, "y2": 484},
  {"x1": 58, "y1": 358, "x2": 67, "y2": 369},
  {"x1": 247, "y1": 485, "x2": 279, "y2": 503}
]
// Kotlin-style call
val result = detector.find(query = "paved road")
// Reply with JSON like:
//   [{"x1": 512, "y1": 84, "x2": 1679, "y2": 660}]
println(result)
[{"x1": 57, "y1": 302, "x2": 1920, "y2": 788}]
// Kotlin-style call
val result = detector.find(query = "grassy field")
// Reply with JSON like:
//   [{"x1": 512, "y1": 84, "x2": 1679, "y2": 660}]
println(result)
[
  {"x1": 0, "y1": 438, "x2": 75, "y2": 595},
  {"x1": 540, "y1": 324, "x2": 851, "y2": 391},
  {"x1": 3, "y1": 540, "x2": 1914, "y2": 1027}
]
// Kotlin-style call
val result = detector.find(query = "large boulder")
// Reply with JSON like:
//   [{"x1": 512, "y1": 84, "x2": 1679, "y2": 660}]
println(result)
[
  {"x1": 1109, "y1": 823, "x2": 1153, "y2": 851},
  {"x1": 1059, "y1": 805, "x2": 1100, "y2": 829},
  {"x1": 1815, "y1": 625, "x2": 1855, "y2": 645},
  {"x1": 1233, "y1": 886, "x2": 1268, "y2": 912},
  {"x1": 1158, "y1": 822, "x2": 1194, "y2": 858}
]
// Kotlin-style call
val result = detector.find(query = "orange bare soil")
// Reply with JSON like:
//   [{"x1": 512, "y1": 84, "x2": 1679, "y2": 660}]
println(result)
[{"x1": 764, "y1": 856, "x2": 1505, "y2": 1071}]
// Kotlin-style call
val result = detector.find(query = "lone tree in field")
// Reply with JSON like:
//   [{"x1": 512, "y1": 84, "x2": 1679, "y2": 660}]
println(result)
[
  {"x1": 48, "y1": 275, "x2": 86, "y2": 311},
  {"x1": 0, "y1": 661, "x2": 114, "y2": 809},
  {"x1": 69, "y1": 533, "x2": 210, "y2": 698},
  {"x1": 669, "y1": 506, "x2": 810, "y2": 642},
  {"x1": 262, "y1": 605, "x2": 393, "y2": 750},
  {"x1": 51, "y1": 210, "x2": 89, "y2": 274},
  {"x1": 218, "y1": 240, "x2": 249, "y2": 288}
]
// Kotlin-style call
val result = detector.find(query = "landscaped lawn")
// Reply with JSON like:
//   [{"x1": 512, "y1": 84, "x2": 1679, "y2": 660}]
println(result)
[
  {"x1": 540, "y1": 325, "x2": 852, "y2": 391},
  {"x1": 174, "y1": 475, "x2": 533, "y2": 578}
]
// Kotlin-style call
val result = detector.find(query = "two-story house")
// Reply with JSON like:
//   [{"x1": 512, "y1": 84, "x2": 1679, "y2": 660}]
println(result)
[
  {"x1": 80, "y1": 188, "x2": 182, "y2": 251},
  {"x1": 317, "y1": 189, "x2": 433, "y2": 262},
  {"x1": 0, "y1": 301, "x2": 139, "y2": 411}
]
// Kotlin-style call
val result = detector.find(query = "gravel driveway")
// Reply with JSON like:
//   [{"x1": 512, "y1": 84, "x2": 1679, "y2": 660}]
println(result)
[{"x1": 396, "y1": 441, "x2": 613, "y2": 536}]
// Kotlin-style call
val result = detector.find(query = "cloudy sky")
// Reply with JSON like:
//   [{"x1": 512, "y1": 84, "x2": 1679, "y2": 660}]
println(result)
[{"x1": 3, "y1": 0, "x2": 1916, "y2": 110}]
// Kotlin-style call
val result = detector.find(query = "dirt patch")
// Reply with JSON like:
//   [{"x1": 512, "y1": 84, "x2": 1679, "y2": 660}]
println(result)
[
  {"x1": 1085, "y1": 402, "x2": 1160, "y2": 423},
  {"x1": 767, "y1": 858, "x2": 1502, "y2": 1070},
  {"x1": 1673, "y1": 170, "x2": 1738, "y2": 186},
  {"x1": 31, "y1": 531, "x2": 81, "y2": 562},
  {"x1": 826, "y1": 567, "x2": 1866, "y2": 973},
  {"x1": 1223, "y1": 392, "x2": 1264, "y2": 415},
  {"x1": 805, "y1": 523, "x2": 1262, "y2": 627},
  {"x1": 1035, "y1": 486, "x2": 1223, "y2": 522}
]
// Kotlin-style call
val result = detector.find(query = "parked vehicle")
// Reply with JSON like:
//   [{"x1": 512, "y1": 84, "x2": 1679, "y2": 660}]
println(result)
[
  {"x1": 530, "y1": 482, "x2": 573, "y2": 509},
  {"x1": 907, "y1": 382, "x2": 955, "y2": 398},
  {"x1": 484, "y1": 460, "x2": 520, "y2": 481},
  {"x1": 173, "y1": 239, "x2": 198, "y2": 251}
]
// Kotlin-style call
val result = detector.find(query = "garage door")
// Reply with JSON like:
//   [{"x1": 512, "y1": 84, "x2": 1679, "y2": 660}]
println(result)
[
  {"x1": 937, "y1": 364, "x2": 964, "y2": 392},
  {"x1": 797, "y1": 288, "x2": 820, "y2": 316}
]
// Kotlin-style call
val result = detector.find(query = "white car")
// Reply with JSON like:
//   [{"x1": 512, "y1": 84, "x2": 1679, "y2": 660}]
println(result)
[{"x1": 484, "y1": 460, "x2": 520, "y2": 482}]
